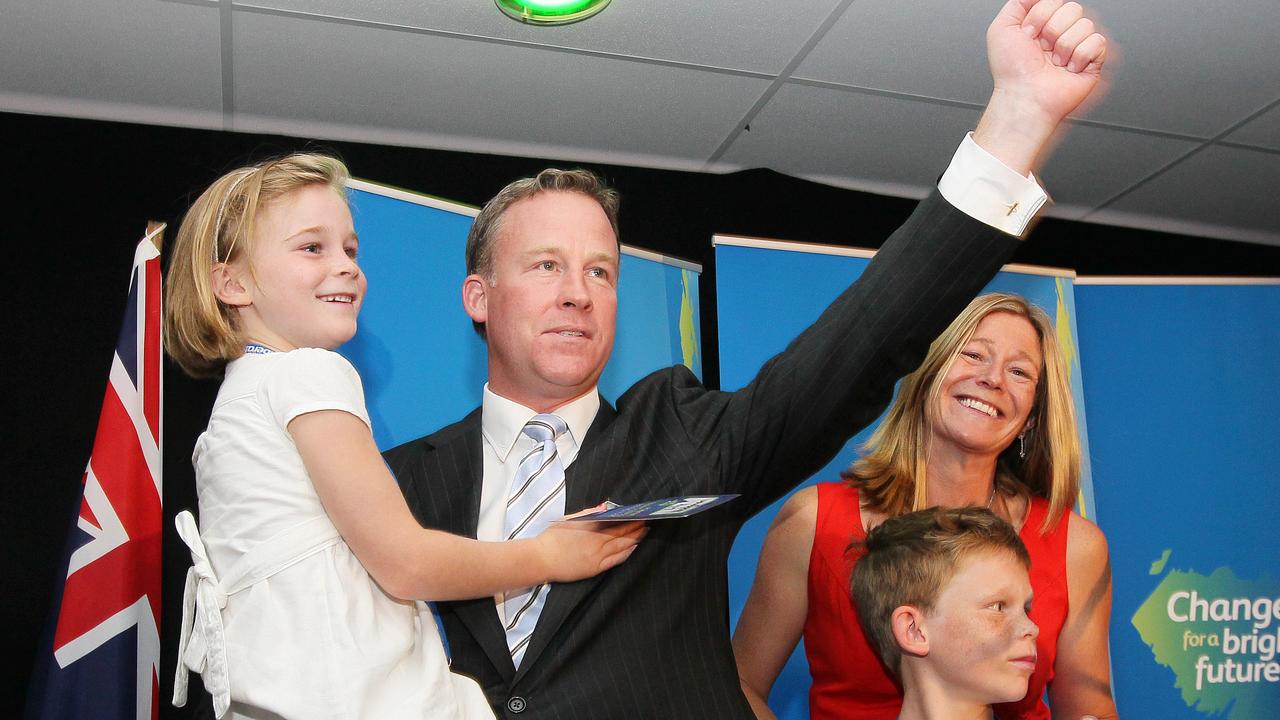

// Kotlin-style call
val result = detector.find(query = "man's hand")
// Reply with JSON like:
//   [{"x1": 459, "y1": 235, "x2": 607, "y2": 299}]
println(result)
[
  {"x1": 991, "y1": 0, "x2": 1107, "y2": 121},
  {"x1": 975, "y1": 0, "x2": 1109, "y2": 174}
]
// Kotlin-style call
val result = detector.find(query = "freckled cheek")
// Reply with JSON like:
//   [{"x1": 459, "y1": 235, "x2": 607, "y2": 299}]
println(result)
[{"x1": 956, "y1": 615, "x2": 1016, "y2": 662}]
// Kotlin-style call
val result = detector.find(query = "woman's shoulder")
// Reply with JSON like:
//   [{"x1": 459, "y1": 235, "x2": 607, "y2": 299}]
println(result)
[
  {"x1": 1031, "y1": 507, "x2": 1109, "y2": 586},
  {"x1": 779, "y1": 480, "x2": 862, "y2": 510},
  {"x1": 775, "y1": 484, "x2": 820, "y2": 532},
  {"x1": 1064, "y1": 510, "x2": 1109, "y2": 566},
  {"x1": 792, "y1": 481, "x2": 868, "y2": 527},
  {"x1": 757, "y1": 486, "x2": 820, "y2": 572}
]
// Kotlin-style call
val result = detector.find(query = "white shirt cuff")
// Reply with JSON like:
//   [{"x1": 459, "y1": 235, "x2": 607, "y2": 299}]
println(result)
[{"x1": 937, "y1": 132, "x2": 1049, "y2": 237}]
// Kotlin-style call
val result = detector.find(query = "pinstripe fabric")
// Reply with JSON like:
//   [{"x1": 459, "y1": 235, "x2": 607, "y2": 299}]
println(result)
[{"x1": 386, "y1": 190, "x2": 1020, "y2": 720}]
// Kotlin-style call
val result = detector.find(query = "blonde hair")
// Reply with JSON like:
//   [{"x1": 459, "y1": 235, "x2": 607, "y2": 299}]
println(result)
[
  {"x1": 845, "y1": 293, "x2": 1080, "y2": 532},
  {"x1": 163, "y1": 153, "x2": 350, "y2": 377},
  {"x1": 851, "y1": 506, "x2": 1030, "y2": 678}
]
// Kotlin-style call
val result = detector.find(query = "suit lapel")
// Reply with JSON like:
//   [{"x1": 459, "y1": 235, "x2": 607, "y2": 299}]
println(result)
[
  {"x1": 425, "y1": 410, "x2": 518, "y2": 681},
  {"x1": 515, "y1": 397, "x2": 620, "y2": 681},
  {"x1": 411, "y1": 407, "x2": 483, "y2": 537},
  {"x1": 449, "y1": 596, "x2": 517, "y2": 682},
  {"x1": 565, "y1": 397, "x2": 617, "y2": 512}
]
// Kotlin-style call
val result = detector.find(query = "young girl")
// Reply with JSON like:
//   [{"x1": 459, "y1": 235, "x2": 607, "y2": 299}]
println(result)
[{"x1": 164, "y1": 154, "x2": 645, "y2": 720}]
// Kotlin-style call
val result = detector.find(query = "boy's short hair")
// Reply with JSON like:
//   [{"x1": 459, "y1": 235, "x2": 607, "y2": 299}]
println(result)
[{"x1": 850, "y1": 506, "x2": 1030, "y2": 677}]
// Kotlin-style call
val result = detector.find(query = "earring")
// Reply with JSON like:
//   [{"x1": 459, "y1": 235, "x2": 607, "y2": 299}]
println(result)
[{"x1": 1018, "y1": 431, "x2": 1027, "y2": 459}]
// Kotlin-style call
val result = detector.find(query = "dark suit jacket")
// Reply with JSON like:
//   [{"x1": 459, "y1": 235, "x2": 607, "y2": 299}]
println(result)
[{"x1": 384, "y1": 190, "x2": 1019, "y2": 719}]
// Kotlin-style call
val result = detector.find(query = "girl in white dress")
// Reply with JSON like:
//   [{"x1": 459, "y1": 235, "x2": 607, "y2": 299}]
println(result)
[{"x1": 163, "y1": 154, "x2": 645, "y2": 720}]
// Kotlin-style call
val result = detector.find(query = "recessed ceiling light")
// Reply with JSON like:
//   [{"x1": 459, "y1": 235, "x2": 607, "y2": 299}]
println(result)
[{"x1": 496, "y1": 0, "x2": 611, "y2": 26}]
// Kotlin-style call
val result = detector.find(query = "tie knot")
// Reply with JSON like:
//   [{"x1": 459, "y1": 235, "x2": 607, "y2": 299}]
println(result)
[{"x1": 522, "y1": 414, "x2": 567, "y2": 444}]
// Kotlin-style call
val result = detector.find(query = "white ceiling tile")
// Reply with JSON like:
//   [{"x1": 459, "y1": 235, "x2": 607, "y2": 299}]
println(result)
[
  {"x1": 1066, "y1": 0, "x2": 1280, "y2": 137},
  {"x1": 1034, "y1": 123, "x2": 1201, "y2": 218},
  {"x1": 1223, "y1": 102, "x2": 1280, "y2": 152},
  {"x1": 715, "y1": 83, "x2": 1202, "y2": 223},
  {"x1": 237, "y1": 0, "x2": 846, "y2": 74},
  {"x1": 0, "y1": 0, "x2": 222, "y2": 115},
  {"x1": 231, "y1": 11, "x2": 771, "y2": 168},
  {"x1": 714, "y1": 83, "x2": 982, "y2": 197},
  {"x1": 797, "y1": 0, "x2": 1280, "y2": 140},
  {"x1": 1089, "y1": 145, "x2": 1280, "y2": 246},
  {"x1": 795, "y1": 0, "x2": 992, "y2": 105}
]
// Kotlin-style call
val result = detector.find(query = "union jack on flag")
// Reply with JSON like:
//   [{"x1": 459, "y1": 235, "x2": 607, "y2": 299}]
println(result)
[{"x1": 27, "y1": 229, "x2": 164, "y2": 720}]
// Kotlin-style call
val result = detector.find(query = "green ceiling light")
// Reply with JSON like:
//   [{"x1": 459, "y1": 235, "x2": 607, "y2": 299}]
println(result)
[{"x1": 496, "y1": 0, "x2": 611, "y2": 25}]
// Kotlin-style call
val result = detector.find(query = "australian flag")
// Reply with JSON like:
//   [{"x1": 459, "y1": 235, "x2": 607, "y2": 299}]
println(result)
[{"x1": 27, "y1": 229, "x2": 164, "y2": 720}]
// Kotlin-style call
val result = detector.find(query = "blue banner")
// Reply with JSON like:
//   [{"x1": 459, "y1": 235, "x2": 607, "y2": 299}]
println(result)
[{"x1": 1076, "y1": 280, "x2": 1280, "y2": 719}]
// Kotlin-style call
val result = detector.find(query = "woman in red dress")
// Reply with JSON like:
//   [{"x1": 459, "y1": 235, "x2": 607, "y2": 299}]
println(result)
[{"x1": 733, "y1": 293, "x2": 1118, "y2": 720}]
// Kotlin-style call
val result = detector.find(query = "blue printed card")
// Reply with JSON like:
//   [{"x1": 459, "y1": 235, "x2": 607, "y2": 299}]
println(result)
[{"x1": 566, "y1": 494, "x2": 740, "y2": 521}]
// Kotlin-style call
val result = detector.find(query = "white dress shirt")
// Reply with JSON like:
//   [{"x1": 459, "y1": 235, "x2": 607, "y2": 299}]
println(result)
[
  {"x1": 940, "y1": 132, "x2": 1048, "y2": 237},
  {"x1": 478, "y1": 385, "x2": 600, "y2": 621}
]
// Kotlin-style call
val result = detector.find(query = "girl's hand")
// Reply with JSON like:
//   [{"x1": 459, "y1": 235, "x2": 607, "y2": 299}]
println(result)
[{"x1": 535, "y1": 517, "x2": 647, "y2": 583}]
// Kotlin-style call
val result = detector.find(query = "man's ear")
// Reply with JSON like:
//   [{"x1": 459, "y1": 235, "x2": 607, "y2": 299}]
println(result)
[
  {"x1": 461, "y1": 273, "x2": 489, "y2": 325},
  {"x1": 891, "y1": 605, "x2": 930, "y2": 659},
  {"x1": 212, "y1": 262, "x2": 252, "y2": 307}
]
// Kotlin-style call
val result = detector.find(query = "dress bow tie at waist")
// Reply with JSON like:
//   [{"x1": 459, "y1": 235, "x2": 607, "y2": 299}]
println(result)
[{"x1": 171, "y1": 511, "x2": 341, "y2": 718}]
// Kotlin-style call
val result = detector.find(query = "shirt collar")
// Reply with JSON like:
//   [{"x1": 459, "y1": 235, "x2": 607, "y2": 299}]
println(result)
[{"x1": 481, "y1": 384, "x2": 600, "y2": 462}]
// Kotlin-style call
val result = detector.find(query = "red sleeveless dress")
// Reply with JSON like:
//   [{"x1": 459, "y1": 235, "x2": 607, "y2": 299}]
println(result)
[{"x1": 803, "y1": 482, "x2": 1070, "y2": 719}]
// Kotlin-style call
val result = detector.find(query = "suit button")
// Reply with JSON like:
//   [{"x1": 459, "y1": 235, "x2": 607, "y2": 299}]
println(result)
[{"x1": 507, "y1": 696, "x2": 527, "y2": 714}]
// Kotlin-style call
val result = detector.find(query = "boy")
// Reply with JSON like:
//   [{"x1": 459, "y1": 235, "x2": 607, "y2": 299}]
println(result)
[{"x1": 852, "y1": 507, "x2": 1039, "y2": 720}]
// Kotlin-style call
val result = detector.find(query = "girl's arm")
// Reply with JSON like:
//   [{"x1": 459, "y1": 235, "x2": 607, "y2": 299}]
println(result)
[
  {"x1": 732, "y1": 486, "x2": 818, "y2": 720},
  {"x1": 289, "y1": 409, "x2": 644, "y2": 602},
  {"x1": 1049, "y1": 512, "x2": 1120, "y2": 719}
]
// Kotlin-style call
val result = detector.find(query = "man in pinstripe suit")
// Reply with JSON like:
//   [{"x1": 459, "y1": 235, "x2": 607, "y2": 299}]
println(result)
[{"x1": 386, "y1": 2, "x2": 1108, "y2": 717}]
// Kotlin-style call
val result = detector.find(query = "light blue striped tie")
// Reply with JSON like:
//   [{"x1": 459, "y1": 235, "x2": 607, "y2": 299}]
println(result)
[{"x1": 502, "y1": 414, "x2": 569, "y2": 668}]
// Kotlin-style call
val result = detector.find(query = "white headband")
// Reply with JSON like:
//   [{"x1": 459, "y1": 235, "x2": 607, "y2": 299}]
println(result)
[{"x1": 210, "y1": 168, "x2": 257, "y2": 264}]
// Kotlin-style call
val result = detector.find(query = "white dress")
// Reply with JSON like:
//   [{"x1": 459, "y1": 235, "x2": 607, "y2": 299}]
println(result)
[{"x1": 172, "y1": 348, "x2": 494, "y2": 720}]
